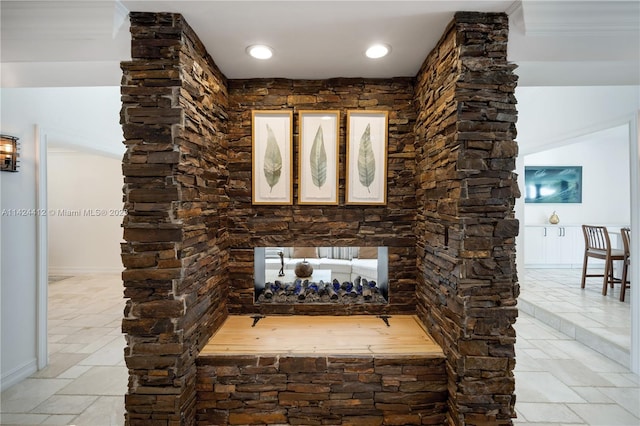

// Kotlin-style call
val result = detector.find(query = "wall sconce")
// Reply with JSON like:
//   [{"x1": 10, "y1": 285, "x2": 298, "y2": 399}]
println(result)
[{"x1": 1, "y1": 135, "x2": 19, "y2": 172}]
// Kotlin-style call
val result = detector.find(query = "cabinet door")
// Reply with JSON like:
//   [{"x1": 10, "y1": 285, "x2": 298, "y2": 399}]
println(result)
[
  {"x1": 545, "y1": 226, "x2": 575, "y2": 265},
  {"x1": 524, "y1": 225, "x2": 581, "y2": 268},
  {"x1": 570, "y1": 227, "x2": 586, "y2": 267},
  {"x1": 524, "y1": 226, "x2": 546, "y2": 265}
]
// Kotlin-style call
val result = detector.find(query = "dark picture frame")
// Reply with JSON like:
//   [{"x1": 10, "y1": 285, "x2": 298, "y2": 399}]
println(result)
[{"x1": 524, "y1": 166, "x2": 582, "y2": 203}]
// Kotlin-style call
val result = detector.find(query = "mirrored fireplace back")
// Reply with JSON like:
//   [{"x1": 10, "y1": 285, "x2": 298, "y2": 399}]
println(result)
[{"x1": 254, "y1": 247, "x2": 389, "y2": 304}]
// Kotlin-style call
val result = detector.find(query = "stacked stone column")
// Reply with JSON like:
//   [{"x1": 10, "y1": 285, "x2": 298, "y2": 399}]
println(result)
[
  {"x1": 120, "y1": 13, "x2": 229, "y2": 425},
  {"x1": 414, "y1": 12, "x2": 519, "y2": 425}
]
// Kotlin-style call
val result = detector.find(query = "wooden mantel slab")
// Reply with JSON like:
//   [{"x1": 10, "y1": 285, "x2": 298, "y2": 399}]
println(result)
[{"x1": 200, "y1": 315, "x2": 443, "y2": 356}]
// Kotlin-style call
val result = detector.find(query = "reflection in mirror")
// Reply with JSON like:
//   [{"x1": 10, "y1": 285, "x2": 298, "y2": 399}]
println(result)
[{"x1": 254, "y1": 247, "x2": 388, "y2": 304}]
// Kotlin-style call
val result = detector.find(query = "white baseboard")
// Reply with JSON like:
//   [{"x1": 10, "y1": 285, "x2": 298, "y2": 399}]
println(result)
[
  {"x1": 1, "y1": 358, "x2": 37, "y2": 392},
  {"x1": 48, "y1": 266, "x2": 122, "y2": 275}
]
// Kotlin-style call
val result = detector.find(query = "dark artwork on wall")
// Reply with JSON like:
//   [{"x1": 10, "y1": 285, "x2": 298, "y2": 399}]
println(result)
[{"x1": 524, "y1": 166, "x2": 582, "y2": 203}]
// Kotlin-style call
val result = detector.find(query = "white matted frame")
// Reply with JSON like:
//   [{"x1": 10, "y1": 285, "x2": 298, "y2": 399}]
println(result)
[
  {"x1": 252, "y1": 110, "x2": 293, "y2": 205},
  {"x1": 346, "y1": 110, "x2": 388, "y2": 205},
  {"x1": 298, "y1": 110, "x2": 340, "y2": 205}
]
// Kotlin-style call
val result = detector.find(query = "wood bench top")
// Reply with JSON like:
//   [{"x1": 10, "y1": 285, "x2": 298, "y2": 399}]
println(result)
[{"x1": 200, "y1": 315, "x2": 444, "y2": 357}]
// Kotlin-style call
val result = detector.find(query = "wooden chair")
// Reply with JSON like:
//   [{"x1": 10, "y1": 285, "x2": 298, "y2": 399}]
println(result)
[
  {"x1": 620, "y1": 227, "x2": 631, "y2": 302},
  {"x1": 580, "y1": 225, "x2": 625, "y2": 296}
]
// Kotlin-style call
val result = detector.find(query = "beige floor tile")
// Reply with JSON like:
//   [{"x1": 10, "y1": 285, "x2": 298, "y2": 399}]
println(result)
[
  {"x1": 30, "y1": 353, "x2": 88, "y2": 379},
  {"x1": 566, "y1": 402, "x2": 639, "y2": 425},
  {"x1": 57, "y1": 365, "x2": 93, "y2": 379},
  {"x1": 515, "y1": 402, "x2": 584, "y2": 423},
  {"x1": 537, "y1": 359, "x2": 616, "y2": 387},
  {"x1": 516, "y1": 371, "x2": 586, "y2": 403},
  {"x1": 0, "y1": 378, "x2": 72, "y2": 413},
  {"x1": 31, "y1": 394, "x2": 98, "y2": 415},
  {"x1": 40, "y1": 414, "x2": 77, "y2": 425},
  {"x1": 597, "y1": 387, "x2": 640, "y2": 417},
  {"x1": 78, "y1": 336, "x2": 125, "y2": 366},
  {"x1": 57, "y1": 366, "x2": 127, "y2": 396},
  {"x1": 71, "y1": 396, "x2": 124, "y2": 426},
  {"x1": 570, "y1": 386, "x2": 615, "y2": 405},
  {"x1": 75, "y1": 334, "x2": 123, "y2": 354},
  {"x1": 0, "y1": 412, "x2": 49, "y2": 425}
]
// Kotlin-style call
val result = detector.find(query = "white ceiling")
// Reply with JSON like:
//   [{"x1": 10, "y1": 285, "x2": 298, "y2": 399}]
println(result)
[{"x1": 1, "y1": 0, "x2": 639, "y2": 88}]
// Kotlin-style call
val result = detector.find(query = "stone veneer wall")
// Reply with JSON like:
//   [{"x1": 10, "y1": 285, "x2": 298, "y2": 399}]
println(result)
[
  {"x1": 414, "y1": 12, "x2": 519, "y2": 425},
  {"x1": 226, "y1": 79, "x2": 418, "y2": 316},
  {"x1": 120, "y1": 10, "x2": 520, "y2": 426},
  {"x1": 196, "y1": 355, "x2": 447, "y2": 425},
  {"x1": 120, "y1": 13, "x2": 229, "y2": 425}
]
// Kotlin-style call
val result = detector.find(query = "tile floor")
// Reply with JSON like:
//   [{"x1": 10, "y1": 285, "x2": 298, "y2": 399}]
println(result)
[
  {"x1": 0, "y1": 274, "x2": 126, "y2": 426},
  {"x1": 0, "y1": 270, "x2": 637, "y2": 425},
  {"x1": 519, "y1": 268, "x2": 631, "y2": 366},
  {"x1": 515, "y1": 268, "x2": 638, "y2": 425}
]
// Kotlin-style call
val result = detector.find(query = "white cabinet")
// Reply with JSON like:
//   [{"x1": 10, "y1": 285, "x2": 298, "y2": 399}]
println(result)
[{"x1": 524, "y1": 225, "x2": 584, "y2": 268}]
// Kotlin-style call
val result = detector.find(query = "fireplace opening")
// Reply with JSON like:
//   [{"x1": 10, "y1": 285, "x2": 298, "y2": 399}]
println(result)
[{"x1": 254, "y1": 247, "x2": 389, "y2": 304}]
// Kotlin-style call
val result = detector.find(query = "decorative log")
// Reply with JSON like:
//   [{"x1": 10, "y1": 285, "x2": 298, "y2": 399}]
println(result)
[
  {"x1": 332, "y1": 279, "x2": 341, "y2": 292},
  {"x1": 263, "y1": 284, "x2": 273, "y2": 299},
  {"x1": 362, "y1": 286, "x2": 372, "y2": 301},
  {"x1": 258, "y1": 276, "x2": 384, "y2": 304},
  {"x1": 317, "y1": 280, "x2": 327, "y2": 296},
  {"x1": 325, "y1": 283, "x2": 338, "y2": 300},
  {"x1": 296, "y1": 279, "x2": 307, "y2": 300}
]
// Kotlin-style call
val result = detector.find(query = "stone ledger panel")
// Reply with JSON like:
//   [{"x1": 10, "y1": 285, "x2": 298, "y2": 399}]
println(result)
[
  {"x1": 196, "y1": 355, "x2": 447, "y2": 426},
  {"x1": 414, "y1": 12, "x2": 519, "y2": 426}
]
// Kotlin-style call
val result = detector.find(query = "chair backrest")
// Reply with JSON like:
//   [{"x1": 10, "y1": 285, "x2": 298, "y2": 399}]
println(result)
[
  {"x1": 621, "y1": 227, "x2": 631, "y2": 257},
  {"x1": 582, "y1": 225, "x2": 612, "y2": 253}
]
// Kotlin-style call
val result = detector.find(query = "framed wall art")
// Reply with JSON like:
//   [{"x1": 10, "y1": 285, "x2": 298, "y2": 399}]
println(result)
[
  {"x1": 252, "y1": 110, "x2": 293, "y2": 205},
  {"x1": 524, "y1": 165, "x2": 582, "y2": 203},
  {"x1": 346, "y1": 110, "x2": 388, "y2": 205},
  {"x1": 298, "y1": 110, "x2": 340, "y2": 205}
]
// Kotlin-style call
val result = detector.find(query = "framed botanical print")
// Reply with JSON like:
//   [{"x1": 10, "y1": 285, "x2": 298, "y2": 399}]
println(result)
[
  {"x1": 298, "y1": 110, "x2": 340, "y2": 205},
  {"x1": 346, "y1": 110, "x2": 388, "y2": 205},
  {"x1": 252, "y1": 110, "x2": 293, "y2": 205}
]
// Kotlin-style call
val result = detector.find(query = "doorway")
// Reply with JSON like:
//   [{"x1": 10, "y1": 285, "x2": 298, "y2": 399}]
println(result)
[{"x1": 35, "y1": 128, "x2": 124, "y2": 370}]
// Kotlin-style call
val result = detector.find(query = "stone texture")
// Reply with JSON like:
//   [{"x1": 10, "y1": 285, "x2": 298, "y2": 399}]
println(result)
[
  {"x1": 413, "y1": 12, "x2": 519, "y2": 426},
  {"x1": 196, "y1": 355, "x2": 447, "y2": 425},
  {"x1": 121, "y1": 12, "x2": 229, "y2": 426},
  {"x1": 227, "y1": 78, "x2": 418, "y2": 316},
  {"x1": 120, "y1": 10, "x2": 519, "y2": 426}
]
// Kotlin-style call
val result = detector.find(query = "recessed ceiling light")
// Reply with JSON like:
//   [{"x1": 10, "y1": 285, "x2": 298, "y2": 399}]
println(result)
[
  {"x1": 365, "y1": 44, "x2": 391, "y2": 59},
  {"x1": 246, "y1": 44, "x2": 274, "y2": 60}
]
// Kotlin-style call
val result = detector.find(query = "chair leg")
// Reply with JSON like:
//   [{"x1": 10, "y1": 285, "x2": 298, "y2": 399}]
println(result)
[
  {"x1": 620, "y1": 261, "x2": 629, "y2": 302},
  {"x1": 609, "y1": 263, "x2": 615, "y2": 288},
  {"x1": 581, "y1": 254, "x2": 588, "y2": 289},
  {"x1": 602, "y1": 258, "x2": 611, "y2": 296}
]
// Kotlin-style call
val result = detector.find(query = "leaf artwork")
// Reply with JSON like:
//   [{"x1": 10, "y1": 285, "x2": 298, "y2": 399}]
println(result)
[
  {"x1": 309, "y1": 125, "x2": 327, "y2": 189},
  {"x1": 357, "y1": 123, "x2": 375, "y2": 193},
  {"x1": 263, "y1": 124, "x2": 282, "y2": 192}
]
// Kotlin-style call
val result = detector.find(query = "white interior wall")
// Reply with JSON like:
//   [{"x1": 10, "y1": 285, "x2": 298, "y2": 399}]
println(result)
[
  {"x1": 516, "y1": 86, "x2": 639, "y2": 155},
  {"x1": 523, "y1": 124, "x2": 631, "y2": 226},
  {"x1": 47, "y1": 148, "x2": 123, "y2": 274},
  {"x1": 0, "y1": 86, "x2": 123, "y2": 390},
  {"x1": 514, "y1": 85, "x2": 639, "y2": 275}
]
